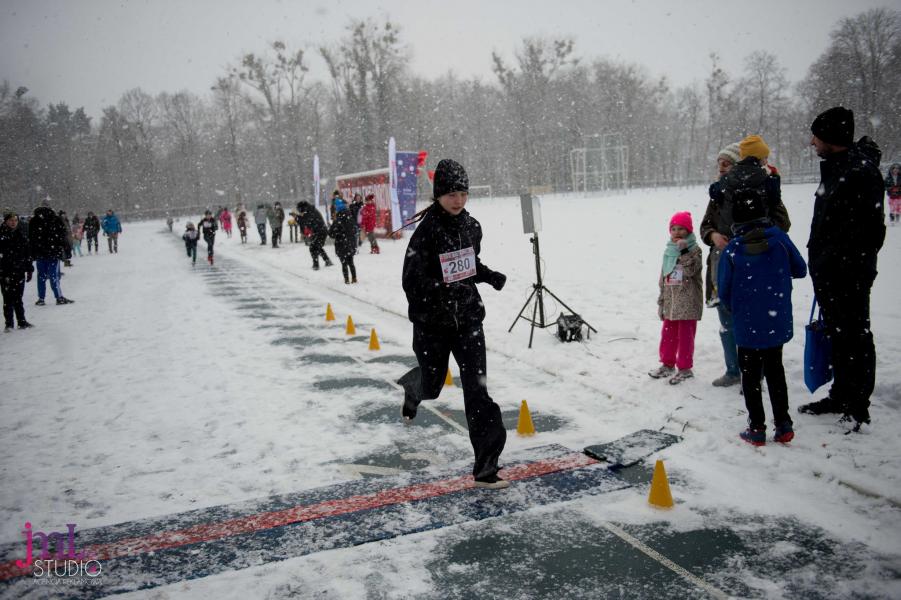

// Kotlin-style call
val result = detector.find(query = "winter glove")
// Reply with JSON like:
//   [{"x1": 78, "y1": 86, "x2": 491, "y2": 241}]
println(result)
[
  {"x1": 26, "y1": 271, "x2": 33, "y2": 282},
  {"x1": 488, "y1": 271, "x2": 507, "y2": 291}
]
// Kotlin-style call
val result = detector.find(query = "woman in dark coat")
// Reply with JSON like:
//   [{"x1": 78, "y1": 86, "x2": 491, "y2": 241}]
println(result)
[{"x1": 328, "y1": 199, "x2": 357, "y2": 283}]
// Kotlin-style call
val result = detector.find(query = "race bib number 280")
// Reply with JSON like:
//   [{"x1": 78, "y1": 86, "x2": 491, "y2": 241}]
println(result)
[{"x1": 439, "y1": 247, "x2": 477, "y2": 283}]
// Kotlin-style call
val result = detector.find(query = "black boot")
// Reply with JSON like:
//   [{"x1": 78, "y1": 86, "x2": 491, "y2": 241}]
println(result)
[
  {"x1": 798, "y1": 396, "x2": 846, "y2": 415},
  {"x1": 397, "y1": 367, "x2": 423, "y2": 420}
]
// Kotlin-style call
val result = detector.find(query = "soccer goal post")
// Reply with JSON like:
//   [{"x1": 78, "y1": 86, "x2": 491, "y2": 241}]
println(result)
[
  {"x1": 570, "y1": 134, "x2": 629, "y2": 193},
  {"x1": 469, "y1": 185, "x2": 493, "y2": 199}
]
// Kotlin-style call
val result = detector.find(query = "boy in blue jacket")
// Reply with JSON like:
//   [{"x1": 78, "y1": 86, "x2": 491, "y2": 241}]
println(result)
[{"x1": 718, "y1": 181, "x2": 807, "y2": 446}]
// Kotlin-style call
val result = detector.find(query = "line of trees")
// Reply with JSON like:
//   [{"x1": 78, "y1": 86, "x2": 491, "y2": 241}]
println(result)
[{"x1": 1, "y1": 8, "x2": 899, "y2": 218}]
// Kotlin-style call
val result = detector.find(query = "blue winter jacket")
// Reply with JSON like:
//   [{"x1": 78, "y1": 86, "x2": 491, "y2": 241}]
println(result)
[
  {"x1": 101, "y1": 213, "x2": 122, "y2": 234},
  {"x1": 718, "y1": 224, "x2": 807, "y2": 349}
]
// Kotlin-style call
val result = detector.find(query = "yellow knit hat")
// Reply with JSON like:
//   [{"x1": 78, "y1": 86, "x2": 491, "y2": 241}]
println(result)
[{"x1": 739, "y1": 135, "x2": 770, "y2": 160}]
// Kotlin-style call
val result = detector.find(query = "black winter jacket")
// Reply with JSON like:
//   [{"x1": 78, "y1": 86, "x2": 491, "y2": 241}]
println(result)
[
  {"x1": 296, "y1": 202, "x2": 327, "y2": 236},
  {"x1": 28, "y1": 207, "x2": 70, "y2": 260},
  {"x1": 0, "y1": 223, "x2": 33, "y2": 278},
  {"x1": 199, "y1": 216, "x2": 218, "y2": 241},
  {"x1": 83, "y1": 215, "x2": 100, "y2": 236},
  {"x1": 808, "y1": 137, "x2": 886, "y2": 284},
  {"x1": 328, "y1": 210, "x2": 357, "y2": 258},
  {"x1": 402, "y1": 205, "x2": 504, "y2": 330},
  {"x1": 701, "y1": 162, "x2": 790, "y2": 244}
]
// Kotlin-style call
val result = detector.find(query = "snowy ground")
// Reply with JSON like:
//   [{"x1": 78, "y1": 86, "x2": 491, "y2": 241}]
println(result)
[{"x1": 2, "y1": 183, "x2": 900, "y2": 599}]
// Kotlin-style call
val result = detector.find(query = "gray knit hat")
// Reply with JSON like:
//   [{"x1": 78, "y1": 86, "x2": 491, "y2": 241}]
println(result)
[{"x1": 717, "y1": 142, "x2": 741, "y2": 165}]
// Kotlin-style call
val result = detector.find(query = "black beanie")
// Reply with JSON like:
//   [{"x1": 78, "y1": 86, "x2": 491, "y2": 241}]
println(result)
[
  {"x1": 811, "y1": 106, "x2": 854, "y2": 147},
  {"x1": 731, "y1": 194, "x2": 768, "y2": 226},
  {"x1": 432, "y1": 159, "x2": 469, "y2": 200}
]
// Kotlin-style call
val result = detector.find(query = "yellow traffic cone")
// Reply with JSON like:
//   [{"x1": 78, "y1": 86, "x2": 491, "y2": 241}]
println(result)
[
  {"x1": 444, "y1": 368, "x2": 454, "y2": 386},
  {"x1": 648, "y1": 459, "x2": 674, "y2": 509},
  {"x1": 325, "y1": 303, "x2": 335, "y2": 321},
  {"x1": 346, "y1": 315, "x2": 356, "y2": 335},
  {"x1": 516, "y1": 400, "x2": 536, "y2": 436},
  {"x1": 368, "y1": 329, "x2": 380, "y2": 350}
]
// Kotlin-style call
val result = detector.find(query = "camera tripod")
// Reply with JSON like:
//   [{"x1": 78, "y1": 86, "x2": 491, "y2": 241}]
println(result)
[{"x1": 508, "y1": 233, "x2": 597, "y2": 348}]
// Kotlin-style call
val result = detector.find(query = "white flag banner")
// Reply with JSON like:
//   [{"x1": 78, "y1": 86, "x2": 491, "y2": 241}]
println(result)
[
  {"x1": 313, "y1": 154, "x2": 320, "y2": 210},
  {"x1": 388, "y1": 137, "x2": 402, "y2": 232}
]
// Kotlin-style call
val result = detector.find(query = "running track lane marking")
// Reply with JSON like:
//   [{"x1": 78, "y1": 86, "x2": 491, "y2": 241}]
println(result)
[
  {"x1": 219, "y1": 265, "x2": 471, "y2": 436},
  {"x1": 0, "y1": 452, "x2": 598, "y2": 581},
  {"x1": 601, "y1": 522, "x2": 731, "y2": 600}
]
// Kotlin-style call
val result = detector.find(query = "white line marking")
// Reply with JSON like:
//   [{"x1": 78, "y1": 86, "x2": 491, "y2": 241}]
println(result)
[{"x1": 601, "y1": 522, "x2": 732, "y2": 600}]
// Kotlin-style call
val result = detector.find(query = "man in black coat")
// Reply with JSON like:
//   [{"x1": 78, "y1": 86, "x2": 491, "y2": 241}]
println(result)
[
  {"x1": 295, "y1": 201, "x2": 332, "y2": 270},
  {"x1": 0, "y1": 211, "x2": 35, "y2": 330},
  {"x1": 799, "y1": 107, "x2": 886, "y2": 430},
  {"x1": 397, "y1": 159, "x2": 509, "y2": 489},
  {"x1": 28, "y1": 205, "x2": 74, "y2": 305}
]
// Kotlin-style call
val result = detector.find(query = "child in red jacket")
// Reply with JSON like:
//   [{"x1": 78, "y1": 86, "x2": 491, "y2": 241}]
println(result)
[{"x1": 360, "y1": 194, "x2": 380, "y2": 254}]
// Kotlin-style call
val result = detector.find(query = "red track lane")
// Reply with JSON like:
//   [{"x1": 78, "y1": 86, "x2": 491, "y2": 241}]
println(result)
[{"x1": 0, "y1": 452, "x2": 599, "y2": 581}]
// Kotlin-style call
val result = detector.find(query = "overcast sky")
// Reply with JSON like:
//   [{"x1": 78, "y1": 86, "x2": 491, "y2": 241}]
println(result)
[{"x1": 1, "y1": 0, "x2": 895, "y2": 119}]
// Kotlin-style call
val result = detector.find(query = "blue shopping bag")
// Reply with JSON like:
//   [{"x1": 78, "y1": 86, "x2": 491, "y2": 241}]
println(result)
[{"x1": 804, "y1": 298, "x2": 833, "y2": 393}]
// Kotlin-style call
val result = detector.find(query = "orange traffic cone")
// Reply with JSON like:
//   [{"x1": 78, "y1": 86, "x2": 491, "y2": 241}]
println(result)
[
  {"x1": 346, "y1": 315, "x2": 356, "y2": 335},
  {"x1": 325, "y1": 303, "x2": 335, "y2": 321},
  {"x1": 369, "y1": 329, "x2": 380, "y2": 350},
  {"x1": 444, "y1": 368, "x2": 454, "y2": 386},
  {"x1": 648, "y1": 459, "x2": 674, "y2": 509},
  {"x1": 516, "y1": 400, "x2": 536, "y2": 436}
]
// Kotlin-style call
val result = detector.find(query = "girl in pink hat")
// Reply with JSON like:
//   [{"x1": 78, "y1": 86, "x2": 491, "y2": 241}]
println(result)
[{"x1": 650, "y1": 211, "x2": 704, "y2": 384}]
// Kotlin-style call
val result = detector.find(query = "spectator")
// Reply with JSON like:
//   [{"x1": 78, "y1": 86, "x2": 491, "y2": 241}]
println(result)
[
  {"x1": 28, "y1": 205, "x2": 74, "y2": 305},
  {"x1": 254, "y1": 204, "x2": 268, "y2": 245},
  {"x1": 0, "y1": 210, "x2": 35, "y2": 330},
  {"x1": 296, "y1": 201, "x2": 333, "y2": 270},
  {"x1": 267, "y1": 202, "x2": 285, "y2": 248},
  {"x1": 700, "y1": 137, "x2": 791, "y2": 387},
  {"x1": 717, "y1": 155, "x2": 807, "y2": 446},
  {"x1": 799, "y1": 107, "x2": 886, "y2": 431},
  {"x1": 361, "y1": 194, "x2": 380, "y2": 254},
  {"x1": 83, "y1": 212, "x2": 100, "y2": 254},
  {"x1": 101, "y1": 209, "x2": 122, "y2": 254}
]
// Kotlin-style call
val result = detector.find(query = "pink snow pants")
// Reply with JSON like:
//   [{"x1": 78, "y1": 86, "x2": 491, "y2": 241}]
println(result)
[{"x1": 659, "y1": 319, "x2": 697, "y2": 370}]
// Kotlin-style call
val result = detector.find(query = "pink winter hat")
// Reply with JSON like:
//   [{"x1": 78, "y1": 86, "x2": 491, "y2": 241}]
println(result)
[{"x1": 669, "y1": 211, "x2": 693, "y2": 233}]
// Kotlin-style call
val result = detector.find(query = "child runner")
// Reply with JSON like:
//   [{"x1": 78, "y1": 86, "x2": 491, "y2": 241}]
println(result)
[
  {"x1": 198, "y1": 210, "x2": 218, "y2": 265},
  {"x1": 236, "y1": 209, "x2": 248, "y2": 244},
  {"x1": 396, "y1": 159, "x2": 509, "y2": 489},
  {"x1": 220, "y1": 207, "x2": 233, "y2": 238},
  {"x1": 718, "y1": 175, "x2": 807, "y2": 446},
  {"x1": 649, "y1": 211, "x2": 703, "y2": 384},
  {"x1": 183, "y1": 222, "x2": 199, "y2": 266}
]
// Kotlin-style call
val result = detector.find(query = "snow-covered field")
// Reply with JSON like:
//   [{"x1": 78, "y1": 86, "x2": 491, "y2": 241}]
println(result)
[{"x1": 2, "y1": 183, "x2": 900, "y2": 599}]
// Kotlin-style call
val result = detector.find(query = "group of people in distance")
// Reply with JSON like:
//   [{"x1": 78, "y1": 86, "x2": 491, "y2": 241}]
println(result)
[
  {"x1": 1, "y1": 204, "x2": 123, "y2": 332},
  {"x1": 178, "y1": 192, "x2": 382, "y2": 285}
]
